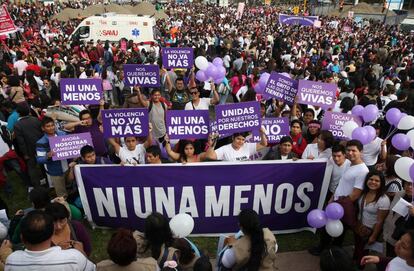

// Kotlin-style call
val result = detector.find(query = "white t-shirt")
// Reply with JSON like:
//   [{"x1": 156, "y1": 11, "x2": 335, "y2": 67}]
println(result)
[
  {"x1": 13, "y1": 60, "x2": 28, "y2": 76},
  {"x1": 301, "y1": 143, "x2": 332, "y2": 160},
  {"x1": 118, "y1": 144, "x2": 146, "y2": 164},
  {"x1": 358, "y1": 194, "x2": 390, "y2": 228},
  {"x1": 328, "y1": 158, "x2": 351, "y2": 193},
  {"x1": 363, "y1": 137, "x2": 382, "y2": 166},
  {"x1": 334, "y1": 163, "x2": 369, "y2": 200},
  {"x1": 386, "y1": 256, "x2": 414, "y2": 271},
  {"x1": 5, "y1": 246, "x2": 96, "y2": 271},
  {"x1": 215, "y1": 143, "x2": 257, "y2": 162},
  {"x1": 184, "y1": 98, "x2": 211, "y2": 110}
]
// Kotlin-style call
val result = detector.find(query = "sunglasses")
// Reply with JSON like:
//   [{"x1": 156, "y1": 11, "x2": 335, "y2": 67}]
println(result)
[{"x1": 190, "y1": 91, "x2": 198, "y2": 95}]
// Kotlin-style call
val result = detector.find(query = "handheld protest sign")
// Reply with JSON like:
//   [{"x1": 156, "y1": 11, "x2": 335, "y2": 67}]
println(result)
[
  {"x1": 102, "y1": 108, "x2": 149, "y2": 138},
  {"x1": 162, "y1": 48, "x2": 194, "y2": 69},
  {"x1": 250, "y1": 118, "x2": 290, "y2": 143},
  {"x1": 166, "y1": 110, "x2": 210, "y2": 140},
  {"x1": 60, "y1": 78, "x2": 103, "y2": 105},
  {"x1": 264, "y1": 72, "x2": 298, "y2": 105},
  {"x1": 49, "y1": 133, "x2": 93, "y2": 161},
  {"x1": 297, "y1": 80, "x2": 336, "y2": 109},
  {"x1": 215, "y1": 101, "x2": 261, "y2": 135},
  {"x1": 123, "y1": 64, "x2": 160, "y2": 87},
  {"x1": 322, "y1": 112, "x2": 363, "y2": 140}
]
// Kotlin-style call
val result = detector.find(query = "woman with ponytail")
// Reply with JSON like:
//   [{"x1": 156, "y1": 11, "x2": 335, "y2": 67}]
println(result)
[{"x1": 220, "y1": 209, "x2": 277, "y2": 271}]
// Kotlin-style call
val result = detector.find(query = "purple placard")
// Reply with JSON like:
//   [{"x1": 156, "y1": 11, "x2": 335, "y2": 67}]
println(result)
[
  {"x1": 264, "y1": 72, "x2": 298, "y2": 105},
  {"x1": 278, "y1": 14, "x2": 319, "y2": 26},
  {"x1": 76, "y1": 160, "x2": 329, "y2": 235},
  {"x1": 166, "y1": 110, "x2": 210, "y2": 139},
  {"x1": 251, "y1": 118, "x2": 290, "y2": 143},
  {"x1": 49, "y1": 132, "x2": 93, "y2": 161},
  {"x1": 297, "y1": 80, "x2": 337, "y2": 109},
  {"x1": 162, "y1": 48, "x2": 194, "y2": 69},
  {"x1": 123, "y1": 64, "x2": 160, "y2": 87},
  {"x1": 322, "y1": 112, "x2": 362, "y2": 140},
  {"x1": 209, "y1": 120, "x2": 231, "y2": 139},
  {"x1": 102, "y1": 108, "x2": 149, "y2": 138},
  {"x1": 60, "y1": 78, "x2": 102, "y2": 105},
  {"x1": 215, "y1": 101, "x2": 261, "y2": 134}
]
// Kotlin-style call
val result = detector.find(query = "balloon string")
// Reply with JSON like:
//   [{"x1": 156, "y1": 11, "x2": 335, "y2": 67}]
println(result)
[
  {"x1": 385, "y1": 125, "x2": 394, "y2": 139},
  {"x1": 385, "y1": 127, "x2": 398, "y2": 140}
]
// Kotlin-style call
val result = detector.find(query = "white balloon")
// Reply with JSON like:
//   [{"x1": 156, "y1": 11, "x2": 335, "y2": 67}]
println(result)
[
  {"x1": 407, "y1": 130, "x2": 414, "y2": 150},
  {"x1": 169, "y1": 213, "x2": 194, "y2": 238},
  {"x1": 194, "y1": 56, "x2": 209, "y2": 71},
  {"x1": 397, "y1": 116, "x2": 414, "y2": 130},
  {"x1": 325, "y1": 219, "x2": 344, "y2": 238},
  {"x1": 342, "y1": 121, "x2": 359, "y2": 139},
  {"x1": 395, "y1": 157, "x2": 414, "y2": 182}
]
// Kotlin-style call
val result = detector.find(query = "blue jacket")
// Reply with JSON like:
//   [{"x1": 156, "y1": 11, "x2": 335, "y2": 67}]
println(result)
[{"x1": 36, "y1": 130, "x2": 68, "y2": 176}]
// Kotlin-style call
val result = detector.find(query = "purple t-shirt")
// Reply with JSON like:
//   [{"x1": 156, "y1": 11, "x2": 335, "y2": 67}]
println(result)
[{"x1": 74, "y1": 120, "x2": 107, "y2": 157}]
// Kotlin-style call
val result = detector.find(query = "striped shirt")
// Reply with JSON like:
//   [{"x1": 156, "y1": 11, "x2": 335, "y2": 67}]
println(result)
[{"x1": 5, "y1": 246, "x2": 95, "y2": 271}]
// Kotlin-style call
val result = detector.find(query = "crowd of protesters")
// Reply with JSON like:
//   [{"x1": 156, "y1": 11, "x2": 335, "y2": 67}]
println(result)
[{"x1": 0, "y1": 0, "x2": 412, "y2": 270}]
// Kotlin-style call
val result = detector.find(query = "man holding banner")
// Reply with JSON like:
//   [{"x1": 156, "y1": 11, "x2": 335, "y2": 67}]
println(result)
[{"x1": 107, "y1": 124, "x2": 153, "y2": 165}]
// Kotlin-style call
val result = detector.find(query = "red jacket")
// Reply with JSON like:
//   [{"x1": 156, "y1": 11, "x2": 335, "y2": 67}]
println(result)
[{"x1": 291, "y1": 133, "x2": 307, "y2": 158}]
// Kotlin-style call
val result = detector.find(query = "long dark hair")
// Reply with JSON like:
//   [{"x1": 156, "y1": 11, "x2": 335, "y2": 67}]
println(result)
[
  {"x1": 239, "y1": 209, "x2": 266, "y2": 271},
  {"x1": 144, "y1": 212, "x2": 174, "y2": 259},
  {"x1": 179, "y1": 140, "x2": 196, "y2": 162},
  {"x1": 362, "y1": 170, "x2": 387, "y2": 203}
]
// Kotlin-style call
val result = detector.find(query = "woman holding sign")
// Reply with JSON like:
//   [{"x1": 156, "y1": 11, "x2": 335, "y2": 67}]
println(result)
[
  {"x1": 164, "y1": 134, "x2": 208, "y2": 163},
  {"x1": 203, "y1": 128, "x2": 268, "y2": 162}
]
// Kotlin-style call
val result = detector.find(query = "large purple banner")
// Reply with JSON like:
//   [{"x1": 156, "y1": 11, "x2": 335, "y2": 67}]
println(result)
[
  {"x1": 297, "y1": 80, "x2": 337, "y2": 109},
  {"x1": 166, "y1": 110, "x2": 210, "y2": 139},
  {"x1": 264, "y1": 72, "x2": 298, "y2": 105},
  {"x1": 215, "y1": 101, "x2": 261, "y2": 135},
  {"x1": 102, "y1": 109, "x2": 149, "y2": 138},
  {"x1": 322, "y1": 112, "x2": 362, "y2": 140},
  {"x1": 123, "y1": 64, "x2": 160, "y2": 87},
  {"x1": 162, "y1": 48, "x2": 194, "y2": 69},
  {"x1": 60, "y1": 78, "x2": 103, "y2": 105},
  {"x1": 75, "y1": 161, "x2": 330, "y2": 235},
  {"x1": 278, "y1": 14, "x2": 319, "y2": 26}
]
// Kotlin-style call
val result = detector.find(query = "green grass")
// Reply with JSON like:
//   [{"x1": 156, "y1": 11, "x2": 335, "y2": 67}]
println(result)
[{"x1": 1, "y1": 172, "x2": 353, "y2": 263}]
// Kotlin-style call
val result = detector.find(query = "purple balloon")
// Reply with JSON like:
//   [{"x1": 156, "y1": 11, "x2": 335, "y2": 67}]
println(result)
[
  {"x1": 351, "y1": 105, "x2": 364, "y2": 116},
  {"x1": 362, "y1": 104, "x2": 379, "y2": 123},
  {"x1": 254, "y1": 83, "x2": 264, "y2": 94},
  {"x1": 386, "y1": 108, "x2": 402, "y2": 126},
  {"x1": 365, "y1": 125, "x2": 376, "y2": 142},
  {"x1": 307, "y1": 209, "x2": 327, "y2": 228},
  {"x1": 212, "y1": 57, "x2": 223, "y2": 67},
  {"x1": 392, "y1": 133, "x2": 411, "y2": 151},
  {"x1": 325, "y1": 203, "x2": 344, "y2": 220},
  {"x1": 352, "y1": 127, "x2": 370, "y2": 145},
  {"x1": 279, "y1": 72, "x2": 291, "y2": 78},
  {"x1": 195, "y1": 70, "x2": 207, "y2": 82},
  {"x1": 217, "y1": 66, "x2": 226, "y2": 78},
  {"x1": 214, "y1": 77, "x2": 224, "y2": 84},
  {"x1": 203, "y1": 62, "x2": 215, "y2": 78},
  {"x1": 410, "y1": 164, "x2": 414, "y2": 182},
  {"x1": 258, "y1": 72, "x2": 271, "y2": 88}
]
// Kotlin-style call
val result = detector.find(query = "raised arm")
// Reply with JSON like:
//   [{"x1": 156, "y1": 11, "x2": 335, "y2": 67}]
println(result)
[
  {"x1": 210, "y1": 82, "x2": 220, "y2": 105},
  {"x1": 97, "y1": 99, "x2": 105, "y2": 123},
  {"x1": 164, "y1": 134, "x2": 180, "y2": 161},
  {"x1": 143, "y1": 123, "x2": 153, "y2": 149},
  {"x1": 202, "y1": 133, "x2": 218, "y2": 161},
  {"x1": 256, "y1": 126, "x2": 268, "y2": 151},
  {"x1": 135, "y1": 86, "x2": 149, "y2": 108}
]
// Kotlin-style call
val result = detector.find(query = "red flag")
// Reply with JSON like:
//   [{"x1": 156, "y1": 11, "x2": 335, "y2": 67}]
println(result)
[{"x1": 0, "y1": 5, "x2": 17, "y2": 35}]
